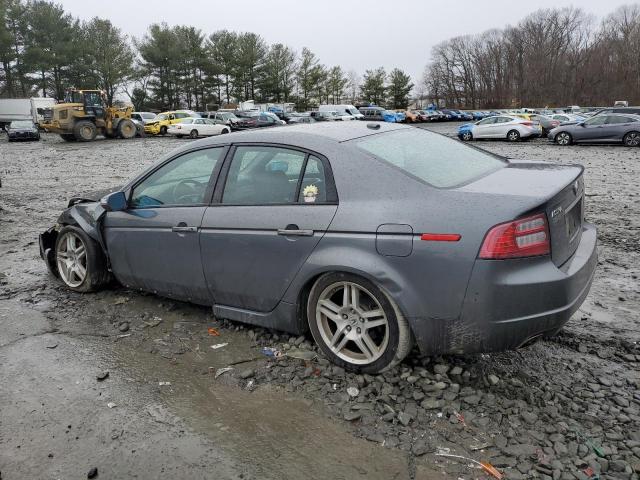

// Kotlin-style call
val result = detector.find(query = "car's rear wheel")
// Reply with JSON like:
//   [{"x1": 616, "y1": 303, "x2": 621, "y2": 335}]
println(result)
[
  {"x1": 55, "y1": 226, "x2": 111, "y2": 292},
  {"x1": 507, "y1": 129, "x2": 520, "y2": 142},
  {"x1": 308, "y1": 272, "x2": 412, "y2": 373},
  {"x1": 160, "y1": 126, "x2": 168, "y2": 135},
  {"x1": 623, "y1": 131, "x2": 640, "y2": 147},
  {"x1": 221, "y1": 128, "x2": 230, "y2": 134},
  {"x1": 461, "y1": 131, "x2": 473, "y2": 141},
  {"x1": 555, "y1": 131, "x2": 572, "y2": 146},
  {"x1": 189, "y1": 129, "x2": 198, "y2": 139}
]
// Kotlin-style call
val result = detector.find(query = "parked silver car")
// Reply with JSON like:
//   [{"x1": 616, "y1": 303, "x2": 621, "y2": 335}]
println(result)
[
  {"x1": 39, "y1": 123, "x2": 597, "y2": 373},
  {"x1": 549, "y1": 113, "x2": 640, "y2": 146}
]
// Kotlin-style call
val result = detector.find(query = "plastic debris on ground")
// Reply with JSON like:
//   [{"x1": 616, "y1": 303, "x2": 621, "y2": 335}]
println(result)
[
  {"x1": 207, "y1": 327, "x2": 220, "y2": 336},
  {"x1": 143, "y1": 316, "x2": 163, "y2": 328},
  {"x1": 96, "y1": 371, "x2": 109, "y2": 382},
  {"x1": 210, "y1": 343, "x2": 228, "y2": 350},
  {"x1": 261, "y1": 347, "x2": 283, "y2": 358},
  {"x1": 45, "y1": 342, "x2": 58, "y2": 349},
  {"x1": 285, "y1": 349, "x2": 317, "y2": 361},
  {"x1": 215, "y1": 367, "x2": 234, "y2": 378},
  {"x1": 436, "y1": 453, "x2": 503, "y2": 480},
  {"x1": 347, "y1": 387, "x2": 360, "y2": 398},
  {"x1": 107, "y1": 402, "x2": 117, "y2": 409},
  {"x1": 158, "y1": 381, "x2": 171, "y2": 386}
]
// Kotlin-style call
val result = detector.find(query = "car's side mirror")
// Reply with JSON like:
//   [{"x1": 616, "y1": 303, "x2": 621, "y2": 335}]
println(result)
[{"x1": 100, "y1": 191, "x2": 127, "y2": 212}]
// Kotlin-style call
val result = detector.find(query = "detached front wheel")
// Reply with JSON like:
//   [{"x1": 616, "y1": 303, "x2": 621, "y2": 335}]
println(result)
[
  {"x1": 55, "y1": 226, "x2": 111, "y2": 292},
  {"x1": 308, "y1": 273, "x2": 413, "y2": 373}
]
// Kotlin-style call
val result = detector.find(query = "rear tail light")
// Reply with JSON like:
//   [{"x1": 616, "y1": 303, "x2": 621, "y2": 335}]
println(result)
[
  {"x1": 521, "y1": 121, "x2": 533, "y2": 126},
  {"x1": 479, "y1": 213, "x2": 550, "y2": 259}
]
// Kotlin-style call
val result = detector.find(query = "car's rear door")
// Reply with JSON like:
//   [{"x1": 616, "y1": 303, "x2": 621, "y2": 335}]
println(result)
[
  {"x1": 103, "y1": 147, "x2": 226, "y2": 304},
  {"x1": 200, "y1": 145, "x2": 338, "y2": 312}
]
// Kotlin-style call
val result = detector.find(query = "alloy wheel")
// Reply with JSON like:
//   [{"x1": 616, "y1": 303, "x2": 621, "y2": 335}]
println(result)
[
  {"x1": 315, "y1": 281, "x2": 389, "y2": 365},
  {"x1": 557, "y1": 132, "x2": 570, "y2": 145},
  {"x1": 56, "y1": 231, "x2": 87, "y2": 288},
  {"x1": 624, "y1": 132, "x2": 639, "y2": 146}
]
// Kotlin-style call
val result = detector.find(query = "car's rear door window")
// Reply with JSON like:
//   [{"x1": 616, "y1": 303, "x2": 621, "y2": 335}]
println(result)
[
  {"x1": 221, "y1": 147, "x2": 333, "y2": 204},
  {"x1": 353, "y1": 128, "x2": 506, "y2": 188},
  {"x1": 131, "y1": 148, "x2": 223, "y2": 207}
]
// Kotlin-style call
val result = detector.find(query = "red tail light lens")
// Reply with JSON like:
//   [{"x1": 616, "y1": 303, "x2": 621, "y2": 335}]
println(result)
[
  {"x1": 521, "y1": 121, "x2": 533, "y2": 126},
  {"x1": 479, "y1": 213, "x2": 550, "y2": 259}
]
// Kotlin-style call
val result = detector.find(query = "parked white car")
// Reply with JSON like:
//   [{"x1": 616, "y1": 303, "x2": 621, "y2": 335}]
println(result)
[
  {"x1": 458, "y1": 115, "x2": 542, "y2": 142},
  {"x1": 167, "y1": 118, "x2": 231, "y2": 138}
]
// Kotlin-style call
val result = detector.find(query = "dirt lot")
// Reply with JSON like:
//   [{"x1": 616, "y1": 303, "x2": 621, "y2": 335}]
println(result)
[{"x1": 1, "y1": 125, "x2": 638, "y2": 480}]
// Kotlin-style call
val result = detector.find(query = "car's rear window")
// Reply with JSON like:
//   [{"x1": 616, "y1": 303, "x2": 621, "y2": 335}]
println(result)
[{"x1": 353, "y1": 128, "x2": 506, "y2": 188}]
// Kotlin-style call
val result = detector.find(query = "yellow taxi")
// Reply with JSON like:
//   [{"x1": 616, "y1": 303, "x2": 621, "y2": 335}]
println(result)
[{"x1": 144, "y1": 110, "x2": 200, "y2": 135}]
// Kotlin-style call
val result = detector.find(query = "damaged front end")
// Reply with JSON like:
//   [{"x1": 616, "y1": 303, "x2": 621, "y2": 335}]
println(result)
[{"x1": 39, "y1": 197, "x2": 109, "y2": 277}]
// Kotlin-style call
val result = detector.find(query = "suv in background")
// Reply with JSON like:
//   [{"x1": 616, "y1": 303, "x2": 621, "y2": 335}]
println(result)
[{"x1": 200, "y1": 111, "x2": 240, "y2": 130}]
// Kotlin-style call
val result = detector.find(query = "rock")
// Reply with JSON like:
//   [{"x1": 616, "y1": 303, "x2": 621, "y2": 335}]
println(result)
[
  {"x1": 504, "y1": 444, "x2": 538, "y2": 457},
  {"x1": 118, "y1": 322, "x2": 129, "y2": 333},
  {"x1": 412, "y1": 391, "x2": 425, "y2": 401},
  {"x1": 344, "y1": 410, "x2": 362, "y2": 421},
  {"x1": 87, "y1": 467, "x2": 98, "y2": 478},
  {"x1": 397, "y1": 411, "x2": 413, "y2": 426},
  {"x1": 433, "y1": 364, "x2": 449, "y2": 375},
  {"x1": 463, "y1": 395, "x2": 481, "y2": 405},
  {"x1": 553, "y1": 442, "x2": 568, "y2": 455},
  {"x1": 406, "y1": 375, "x2": 419, "y2": 384},
  {"x1": 450, "y1": 366, "x2": 463, "y2": 376},
  {"x1": 609, "y1": 460, "x2": 628, "y2": 472},
  {"x1": 239, "y1": 369, "x2": 255, "y2": 379},
  {"x1": 488, "y1": 374, "x2": 499, "y2": 385},
  {"x1": 614, "y1": 395, "x2": 630, "y2": 407},
  {"x1": 521, "y1": 411, "x2": 538, "y2": 424},
  {"x1": 494, "y1": 435, "x2": 508, "y2": 449},
  {"x1": 294, "y1": 335, "x2": 305, "y2": 346},
  {"x1": 433, "y1": 381, "x2": 447, "y2": 390},
  {"x1": 420, "y1": 398, "x2": 443, "y2": 410},
  {"x1": 412, "y1": 440, "x2": 434, "y2": 456},
  {"x1": 598, "y1": 376, "x2": 612, "y2": 387},
  {"x1": 96, "y1": 371, "x2": 109, "y2": 382}
]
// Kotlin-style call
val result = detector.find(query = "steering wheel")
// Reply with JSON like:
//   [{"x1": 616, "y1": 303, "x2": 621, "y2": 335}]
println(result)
[{"x1": 172, "y1": 179, "x2": 203, "y2": 204}]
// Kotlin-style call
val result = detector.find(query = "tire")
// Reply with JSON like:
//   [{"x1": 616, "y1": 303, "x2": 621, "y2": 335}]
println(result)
[
  {"x1": 307, "y1": 272, "x2": 413, "y2": 374},
  {"x1": 54, "y1": 226, "x2": 111, "y2": 292},
  {"x1": 160, "y1": 126, "x2": 168, "y2": 135},
  {"x1": 623, "y1": 131, "x2": 640, "y2": 147},
  {"x1": 221, "y1": 128, "x2": 229, "y2": 134},
  {"x1": 507, "y1": 129, "x2": 520, "y2": 142},
  {"x1": 73, "y1": 120, "x2": 97, "y2": 142},
  {"x1": 555, "y1": 131, "x2": 572, "y2": 146},
  {"x1": 460, "y1": 131, "x2": 473, "y2": 141},
  {"x1": 189, "y1": 129, "x2": 198, "y2": 139},
  {"x1": 117, "y1": 119, "x2": 136, "y2": 139},
  {"x1": 60, "y1": 134, "x2": 77, "y2": 142}
]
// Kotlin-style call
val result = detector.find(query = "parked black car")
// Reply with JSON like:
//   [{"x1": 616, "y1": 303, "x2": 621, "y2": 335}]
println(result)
[{"x1": 7, "y1": 120, "x2": 40, "y2": 141}]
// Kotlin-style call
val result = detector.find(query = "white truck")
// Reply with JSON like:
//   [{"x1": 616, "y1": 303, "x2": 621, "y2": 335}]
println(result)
[
  {"x1": 0, "y1": 97, "x2": 57, "y2": 129},
  {"x1": 319, "y1": 104, "x2": 364, "y2": 120}
]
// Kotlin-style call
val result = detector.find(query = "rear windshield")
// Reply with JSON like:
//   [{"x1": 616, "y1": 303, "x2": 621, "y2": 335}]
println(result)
[{"x1": 353, "y1": 128, "x2": 506, "y2": 188}]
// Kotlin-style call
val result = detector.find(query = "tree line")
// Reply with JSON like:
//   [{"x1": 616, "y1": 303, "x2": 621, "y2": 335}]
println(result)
[
  {"x1": 0, "y1": 0, "x2": 414, "y2": 110},
  {"x1": 422, "y1": 4, "x2": 640, "y2": 108}
]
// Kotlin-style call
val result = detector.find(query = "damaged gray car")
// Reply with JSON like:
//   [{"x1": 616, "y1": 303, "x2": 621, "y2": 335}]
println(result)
[{"x1": 40, "y1": 122, "x2": 597, "y2": 373}]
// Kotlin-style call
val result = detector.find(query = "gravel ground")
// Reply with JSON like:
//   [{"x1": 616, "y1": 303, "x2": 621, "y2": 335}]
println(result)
[{"x1": 0, "y1": 125, "x2": 638, "y2": 480}]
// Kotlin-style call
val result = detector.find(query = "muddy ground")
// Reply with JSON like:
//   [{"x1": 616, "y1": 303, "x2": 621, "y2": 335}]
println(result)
[{"x1": 0, "y1": 124, "x2": 638, "y2": 480}]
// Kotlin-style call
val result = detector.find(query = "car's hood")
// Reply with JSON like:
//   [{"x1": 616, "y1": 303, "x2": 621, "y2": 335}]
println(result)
[{"x1": 9, "y1": 128, "x2": 36, "y2": 133}]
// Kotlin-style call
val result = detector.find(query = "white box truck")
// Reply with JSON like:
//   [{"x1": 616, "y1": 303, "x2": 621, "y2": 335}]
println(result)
[
  {"x1": 319, "y1": 104, "x2": 364, "y2": 120},
  {"x1": 0, "y1": 97, "x2": 56, "y2": 129}
]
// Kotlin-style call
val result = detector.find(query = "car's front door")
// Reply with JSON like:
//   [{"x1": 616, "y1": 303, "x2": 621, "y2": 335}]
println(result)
[
  {"x1": 103, "y1": 147, "x2": 225, "y2": 304},
  {"x1": 200, "y1": 145, "x2": 338, "y2": 312},
  {"x1": 473, "y1": 117, "x2": 497, "y2": 138},
  {"x1": 575, "y1": 115, "x2": 608, "y2": 142}
]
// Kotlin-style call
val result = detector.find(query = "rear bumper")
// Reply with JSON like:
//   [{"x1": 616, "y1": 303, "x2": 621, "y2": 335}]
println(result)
[{"x1": 411, "y1": 222, "x2": 597, "y2": 354}]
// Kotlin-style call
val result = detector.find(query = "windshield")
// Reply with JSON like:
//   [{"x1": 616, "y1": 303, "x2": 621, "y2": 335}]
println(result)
[
  {"x1": 10, "y1": 120, "x2": 34, "y2": 128},
  {"x1": 346, "y1": 108, "x2": 360, "y2": 115},
  {"x1": 142, "y1": 113, "x2": 155, "y2": 119},
  {"x1": 353, "y1": 128, "x2": 506, "y2": 188}
]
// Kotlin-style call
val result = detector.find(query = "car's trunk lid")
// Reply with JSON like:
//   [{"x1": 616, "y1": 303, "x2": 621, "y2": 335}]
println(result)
[{"x1": 458, "y1": 160, "x2": 584, "y2": 266}]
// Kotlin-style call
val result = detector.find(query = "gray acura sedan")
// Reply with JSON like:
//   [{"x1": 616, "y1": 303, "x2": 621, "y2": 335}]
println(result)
[{"x1": 40, "y1": 122, "x2": 597, "y2": 373}]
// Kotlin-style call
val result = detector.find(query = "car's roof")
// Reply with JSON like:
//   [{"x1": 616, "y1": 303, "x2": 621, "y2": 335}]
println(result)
[{"x1": 183, "y1": 121, "x2": 409, "y2": 149}]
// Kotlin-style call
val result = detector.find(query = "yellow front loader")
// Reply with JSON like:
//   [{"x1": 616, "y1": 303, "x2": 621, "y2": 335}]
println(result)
[{"x1": 41, "y1": 89, "x2": 136, "y2": 142}]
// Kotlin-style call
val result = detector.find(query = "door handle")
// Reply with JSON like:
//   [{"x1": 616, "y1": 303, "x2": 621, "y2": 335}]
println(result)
[
  {"x1": 172, "y1": 226, "x2": 198, "y2": 233},
  {"x1": 278, "y1": 224, "x2": 314, "y2": 237}
]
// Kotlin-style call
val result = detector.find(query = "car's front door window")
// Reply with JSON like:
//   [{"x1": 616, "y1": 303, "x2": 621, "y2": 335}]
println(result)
[
  {"x1": 584, "y1": 116, "x2": 607, "y2": 126},
  {"x1": 131, "y1": 148, "x2": 223, "y2": 207}
]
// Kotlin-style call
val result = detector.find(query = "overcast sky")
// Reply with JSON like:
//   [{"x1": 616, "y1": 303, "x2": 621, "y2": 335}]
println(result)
[{"x1": 59, "y1": 0, "x2": 630, "y2": 82}]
